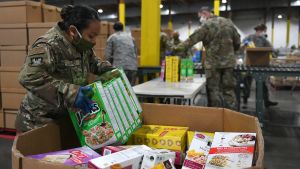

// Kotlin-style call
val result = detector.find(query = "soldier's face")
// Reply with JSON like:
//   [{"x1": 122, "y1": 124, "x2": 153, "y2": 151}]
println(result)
[{"x1": 81, "y1": 20, "x2": 101, "y2": 45}]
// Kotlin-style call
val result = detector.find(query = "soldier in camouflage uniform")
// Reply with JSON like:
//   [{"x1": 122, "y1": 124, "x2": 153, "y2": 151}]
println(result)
[
  {"x1": 171, "y1": 32, "x2": 181, "y2": 46},
  {"x1": 105, "y1": 22, "x2": 137, "y2": 85},
  {"x1": 174, "y1": 7, "x2": 241, "y2": 110},
  {"x1": 160, "y1": 32, "x2": 173, "y2": 62},
  {"x1": 15, "y1": 5, "x2": 113, "y2": 132},
  {"x1": 242, "y1": 24, "x2": 278, "y2": 107}
]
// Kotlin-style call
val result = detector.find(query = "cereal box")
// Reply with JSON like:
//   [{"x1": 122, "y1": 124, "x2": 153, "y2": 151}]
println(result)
[
  {"x1": 141, "y1": 149, "x2": 176, "y2": 169},
  {"x1": 205, "y1": 132, "x2": 256, "y2": 169},
  {"x1": 88, "y1": 145, "x2": 151, "y2": 169},
  {"x1": 183, "y1": 132, "x2": 214, "y2": 169},
  {"x1": 27, "y1": 146, "x2": 100, "y2": 167},
  {"x1": 165, "y1": 56, "x2": 173, "y2": 82},
  {"x1": 180, "y1": 59, "x2": 187, "y2": 82},
  {"x1": 150, "y1": 159, "x2": 176, "y2": 169},
  {"x1": 132, "y1": 125, "x2": 189, "y2": 152},
  {"x1": 172, "y1": 56, "x2": 180, "y2": 82}
]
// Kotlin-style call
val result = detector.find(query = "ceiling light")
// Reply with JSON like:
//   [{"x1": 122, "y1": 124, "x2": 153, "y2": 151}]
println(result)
[
  {"x1": 277, "y1": 14, "x2": 283, "y2": 19},
  {"x1": 98, "y1": 9, "x2": 103, "y2": 13},
  {"x1": 160, "y1": 4, "x2": 163, "y2": 9},
  {"x1": 222, "y1": 0, "x2": 227, "y2": 3}
]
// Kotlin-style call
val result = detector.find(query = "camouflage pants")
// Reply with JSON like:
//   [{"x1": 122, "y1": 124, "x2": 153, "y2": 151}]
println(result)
[{"x1": 206, "y1": 68, "x2": 237, "y2": 110}]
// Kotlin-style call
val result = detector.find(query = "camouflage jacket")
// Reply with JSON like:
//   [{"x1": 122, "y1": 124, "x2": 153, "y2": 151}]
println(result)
[
  {"x1": 105, "y1": 31, "x2": 137, "y2": 70},
  {"x1": 243, "y1": 34, "x2": 272, "y2": 47},
  {"x1": 175, "y1": 16, "x2": 241, "y2": 69},
  {"x1": 17, "y1": 25, "x2": 111, "y2": 131}
]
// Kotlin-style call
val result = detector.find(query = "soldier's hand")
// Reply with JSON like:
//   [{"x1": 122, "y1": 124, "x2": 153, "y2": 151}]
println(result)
[
  {"x1": 99, "y1": 61, "x2": 115, "y2": 74},
  {"x1": 74, "y1": 86, "x2": 94, "y2": 114}
]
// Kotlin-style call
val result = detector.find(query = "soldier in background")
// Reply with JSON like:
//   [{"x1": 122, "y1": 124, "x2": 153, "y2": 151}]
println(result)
[
  {"x1": 160, "y1": 31, "x2": 173, "y2": 62},
  {"x1": 15, "y1": 5, "x2": 113, "y2": 132},
  {"x1": 171, "y1": 31, "x2": 181, "y2": 46},
  {"x1": 174, "y1": 7, "x2": 241, "y2": 110},
  {"x1": 105, "y1": 22, "x2": 138, "y2": 85},
  {"x1": 243, "y1": 24, "x2": 278, "y2": 107}
]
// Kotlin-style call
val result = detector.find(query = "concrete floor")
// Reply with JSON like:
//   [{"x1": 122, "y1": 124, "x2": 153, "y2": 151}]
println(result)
[{"x1": 0, "y1": 84, "x2": 299, "y2": 169}]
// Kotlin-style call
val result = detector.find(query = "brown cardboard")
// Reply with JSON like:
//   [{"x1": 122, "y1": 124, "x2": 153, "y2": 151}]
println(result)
[
  {"x1": 100, "y1": 21, "x2": 109, "y2": 35},
  {"x1": 131, "y1": 28, "x2": 141, "y2": 39},
  {"x1": 246, "y1": 47, "x2": 272, "y2": 66},
  {"x1": 0, "y1": 1, "x2": 42, "y2": 24},
  {"x1": 95, "y1": 35, "x2": 108, "y2": 49},
  {"x1": 0, "y1": 46, "x2": 27, "y2": 67},
  {"x1": 2, "y1": 92, "x2": 25, "y2": 110},
  {"x1": 27, "y1": 22, "x2": 56, "y2": 45},
  {"x1": 108, "y1": 22, "x2": 115, "y2": 35},
  {"x1": 0, "y1": 70, "x2": 24, "y2": 91},
  {"x1": 4, "y1": 110, "x2": 18, "y2": 129},
  {"x1": 11, "y1": 103, "x2": 264, "y2": 169},
  {"x1": 0, "y1": 24, "x2": 28, "y2": 45},
  {"x1": 42, "y1": 4, "x2": 61, "y2": 22},
  {"x1": 0, "y1": 111, "x2": 3, "y2": 128},
  {"x1": 94, "y1": 48, "x2": 106, "y2": 61}
]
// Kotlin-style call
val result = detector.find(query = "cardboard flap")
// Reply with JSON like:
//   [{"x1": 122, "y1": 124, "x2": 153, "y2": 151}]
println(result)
[
  {"x1": 141, "y1": 103, "x2": 224, "y2": 132},
  {"x1": 0, "y1": 45, "x2": 27, "y2": 51},
  {"x1": 0, "y1": 1, "x2": 41, "y2": 7},
  {"x1": 42, "y1": 4, "x2": 56, "y2": 11},
  {"x1": 0, "y1": 24, "x2": 27, "y2": 28},
  {"x1": 27, "y1": 22, "x2": 56, "y2": 28},
  {"x1": 14, "y1": 123, "x2": 61, "y2": 156}
]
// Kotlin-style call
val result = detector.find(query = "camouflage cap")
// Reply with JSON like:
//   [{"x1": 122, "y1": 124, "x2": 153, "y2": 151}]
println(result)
[{"x1": 199, "y1": 6, "x2": 212, "y2": 12}]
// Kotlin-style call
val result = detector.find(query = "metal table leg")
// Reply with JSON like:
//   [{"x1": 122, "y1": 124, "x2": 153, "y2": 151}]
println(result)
[{"x1": 254, "y1": 73, "x2": 265, "y2": 123}]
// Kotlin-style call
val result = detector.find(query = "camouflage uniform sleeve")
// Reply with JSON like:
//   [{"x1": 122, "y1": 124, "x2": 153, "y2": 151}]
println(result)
[
  {"x1": 19, "y1": 44, "x2": 79, "y2": 107},
  {"x1": 232, "y1": 26, "x2": 241, "y2": 51},
  {"x1": 105, "y1": 36, "x2": 114, "y2": 63}
]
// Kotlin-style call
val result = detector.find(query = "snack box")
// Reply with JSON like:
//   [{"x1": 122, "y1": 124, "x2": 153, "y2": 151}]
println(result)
[
  {"x1": 180, "y1": 59, "x2": 187, "y2": 82},
  {"x1": 88, "y1": 145, "x2": 151, "y2": 169},
  {"x1": 187, "y1": 131, "x2": 195, "y2": 148},
  {"x1": 150, "y1": 159, "x2": 176, "y2": 169},
  {"x1": 183, "y1": 132, "x2": 214, "y2": 169},
  {"x1": 102, "y1": 145, "x2": 184, "y2": 166},
  {"x1": 141, "y1": 149, "x2": 176, "y2": 169},
  {"x1": 165, "y1": 56, "x2": 173, "y2": 82},
  {"x1": 27, "y1": 146, "x2": 100, "y2": 167},
  {"x1": 205, "y1": 132, "x2": 256, "y2": 169},
  {"x1": 132, "y1": 125, "x2": 189, "y2": 152}
]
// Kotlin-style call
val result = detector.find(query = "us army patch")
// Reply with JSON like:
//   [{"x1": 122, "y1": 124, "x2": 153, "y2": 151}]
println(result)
[
  {"x1": 30, "y1": 57, "x2": 44, "y2": 66},
  {"x1": 28, "y1": 47, "x2": 45, "y2": 56}
]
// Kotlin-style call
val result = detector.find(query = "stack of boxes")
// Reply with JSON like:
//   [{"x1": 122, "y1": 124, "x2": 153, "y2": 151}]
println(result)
[
  {"x1": 0, "y1": 0, "x2": 60, "y2": 129},
  {"x1": 131, "y1": 28, "x2": 141, "y2": 65},
  {"x1": 165, "y1": 56, "x2": 180, "y2": 82}
]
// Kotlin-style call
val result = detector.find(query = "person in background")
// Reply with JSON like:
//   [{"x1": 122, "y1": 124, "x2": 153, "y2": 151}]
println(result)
[
  {"x1": 171, "y1": 31, "x2": 181, "y2": 46},
  {"x1": 243, "y1": 24, "x2": 278, "y2": 107},
  {"x1": 15, "y1": 5, "x2": 113, "y2": 133},
  {"x1": 173, "y1": 6, "x2": 241, "y2": 110},
  {"x1": 105, "y1": 22, "x2": 137, "y2": 85},
  {"x1": 160, "y1": 31, "x2": 173, "y2": 62}
]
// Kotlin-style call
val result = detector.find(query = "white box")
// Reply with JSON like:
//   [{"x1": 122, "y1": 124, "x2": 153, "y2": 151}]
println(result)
[{"x1": 141, "y1": 149, "x2": 176, "y2": 169}]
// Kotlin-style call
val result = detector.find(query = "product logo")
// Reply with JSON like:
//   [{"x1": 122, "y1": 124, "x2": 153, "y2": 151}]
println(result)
[
  {"x1": 69, "y1": 150, "x2": 88, "y2": 164},
  {"x1": 75, "y1": 102, "x2": 101, "y2": 127}
]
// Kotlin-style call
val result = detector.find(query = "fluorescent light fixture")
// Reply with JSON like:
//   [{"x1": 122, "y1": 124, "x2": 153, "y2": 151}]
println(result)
[
  {"x1": 160, "y1": 4, "x2": 163, "y2": 9},
  {"x1": 277, "y1": 14, "x2": 283, "y2": 19},
  {"x1": 222, "y1": 0, "x2": 227, "y2": 3},
  {"x1": 219, "y1": 5, "x2": 231, "y2": 11},
  {"x1": 291, "y1": 0, "x2": 300, "y2": 6},
  {"x1": 161, "y1": 9, "x2": 176, "y2": 15},
  {"x1": 98, "y1": 9, "x2": 103, "y2": 13}
]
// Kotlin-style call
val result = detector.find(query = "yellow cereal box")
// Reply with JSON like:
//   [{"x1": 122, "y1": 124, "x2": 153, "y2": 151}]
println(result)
[
  {"x1": 165, "y1": 56, "x2": 173, "y2": 82},
  {"x1": 132, "y1": 125, "x2": 189, "y2": 152}
]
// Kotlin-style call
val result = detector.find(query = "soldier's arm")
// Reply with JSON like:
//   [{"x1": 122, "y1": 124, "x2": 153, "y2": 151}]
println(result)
[
  {"x1": 105, "y1": 36, "x2": 114, "y2": 63},
  {"x1": 19, "y1": 44, "x2": 79, "y2": 107}
]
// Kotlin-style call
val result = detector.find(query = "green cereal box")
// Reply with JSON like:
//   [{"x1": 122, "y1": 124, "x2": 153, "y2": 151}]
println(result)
[{"x1": 180, "y1": 59, "x2": 187, "y2": 81}]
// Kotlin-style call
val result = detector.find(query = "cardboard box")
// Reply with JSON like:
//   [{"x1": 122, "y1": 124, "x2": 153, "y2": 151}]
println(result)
[
  {"x1": 12, "y1": 103, "x2": 264, "y2": 169},
  {"x1": 0, "y1": 1, "x2": 42, "y2": 24},
  {"x1": 108, "y1": 22, "x2": 114, "y2": 35},
  {"x1": 0, "y1": 24, "x2": 27, "y2": 45},
  {"x1": 132, "y1": 125, "x2": 189, "y2": 152},
  {"x1": 100, "y1": 21, "x2": 108, "y2": 35},
  {"x1": 131, "y1": 28, "x2": 141, "y2": 39},
  {"x1": 246, "y1": 47, "x2": 272, "y2": 66},
  {"x1": 28, "y1": 22, "x2": 56, "y2": 45},
  {"x1": 89, "y1": 145, "x2": 151, "y2": 169},
  {"x1": 94, "y1": 48, "x2": 106, "y2": 61},
  {"x1": 0, "y1": 46, "x2": 27, "y2": 67},
  {"x1": 95, "y1": 35, "x2": 108, "y2": 49},
  {"x1": 0, "y1": 111, "x2": 4, "y2": 128},
  {"x1": 4, "y1": 110, "x2": 18, "y2": 129},
  {"x1": 0, "y1": 69, "x2": 23, "y2": 90},
  {"x1": 42, "y1": 4, "x2": 61, "y2": 22},
  {"x1": 2, "y1": 92, "x2": 25, "y2": 110},
  {"x1": 27, "y1": 146, "x2": 100, "y2": 167}
]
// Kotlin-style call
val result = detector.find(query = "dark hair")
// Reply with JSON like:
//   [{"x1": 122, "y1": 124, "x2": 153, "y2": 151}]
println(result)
[
  {"x1": 254, "y1": 24, "x2": 267, "y2": 31},
  {"x1": 58, "y1": 5, "x2": 100, "y2": 33},
  {"x1": 113, "y1": 22, "x2": 124, "y2": 31}
]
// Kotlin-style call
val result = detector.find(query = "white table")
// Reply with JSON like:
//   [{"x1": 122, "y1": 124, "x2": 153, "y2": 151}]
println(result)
[{"x1": 133, "y1": 75, "x2": 206, "y2": 105}]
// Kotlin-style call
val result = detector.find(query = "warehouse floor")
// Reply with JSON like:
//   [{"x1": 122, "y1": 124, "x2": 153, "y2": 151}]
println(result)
[{"x1": 0, "y1": 84, "x2": 299, "y2": 169}]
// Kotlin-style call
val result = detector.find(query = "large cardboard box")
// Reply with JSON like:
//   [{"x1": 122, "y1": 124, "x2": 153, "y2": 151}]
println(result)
[
  {"x1": 100, "y1": 21, "x2": 109, "y2": 35},
  {"x1": 12, "y1": 103, "x2": 264, "y2": 169},
  {"x1": 95, "y1": 35, "x2": 108, "y2": 49},
  {"x1": 4, "y1": 110, "x2": 18, "y2": 129},
  {"x1": 0, "y1": 24, "x2": 28, "y2": 45},
  {"x1": 0, "y1": 68, "x2": 23, "y2": 91},
  {"x1": 108, "y1": 22, "x2": 114, "y2": 35},
  {"x1": 42, "y1": 4, "x2": 61, "y2": 22},
  {"x1": 94, "y1": 48, "x2": 106, "y2": 61},
  {"x1": 0, "y1": 46, "x2": 27, "y2": 68},
  {"x1": 0, "y1": 111, "x2": 3, "y2": 128},
  {"x1": 131, "y1": 28, "x2": 141, "y2": 39},
  {"x1": 27, "y1": 22, "x2": 56, "y2": 45},
  {"x1": 0, "y1": 1, "x2": 42, "y2": 24},
  {"x1": 246, "y1": 47, "x2": 272, "y2": 66},
  {"x1": 1, "y1": 91, "x2": 25, "y2": 110}
]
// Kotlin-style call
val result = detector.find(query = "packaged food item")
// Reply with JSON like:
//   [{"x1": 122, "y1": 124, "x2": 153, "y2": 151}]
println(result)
[
  {"x1": 165, "y1": 56, "x2": 173, "y2": 82},
  {"x1": 69, "y1": 69, "x2": 142, "y2": 150},
  {"x1": 150, "y1": 159, "x2": 176, "y2": 169},
  {"x1": 141, "y1": 149, "x2": 176, "y2": 169},
  {"x1": 88, "y1": 145, "x2": 151, "y2": 169},
  {"x1": 132, "y1": 125, "x2": 188, "y2": 152},
  {"x1": 186, "y1": 59, "x2": 194, "y2": 81},
  {"x1": 160, "y1": 60, "x2": 166, "y2": 81},
  {"x1": 205, "y1": 132, "x2": 256, "y2": 169},
  {"x1": 187, "y1": 131, "x2": 195, "y2": 148},
  {"x1": 101, "y1": 145, "x2": 138, "y2": 156},
  {"x1": 172, "y1": 56, "x2": 180, "y2": 82},
  {"x1": 183, "y1": 132, "x2": 214, "y2": 169},
  {"x1": 180, "y1": 59, "x2": 187, "y2": 82},
  {"x1": 27, "y1": 146, "x2": 100, "y2": 167}
]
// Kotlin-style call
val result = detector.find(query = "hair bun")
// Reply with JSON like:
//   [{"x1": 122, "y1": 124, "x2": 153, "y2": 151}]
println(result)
[{"x1": 60, "y1": 5, "x2": 74, "y2": 20}]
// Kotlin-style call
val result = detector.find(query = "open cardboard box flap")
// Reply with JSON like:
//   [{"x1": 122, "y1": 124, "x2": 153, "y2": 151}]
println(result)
[{"x1": 12, "y1": 103, "x2": 264, "y2": 169}]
